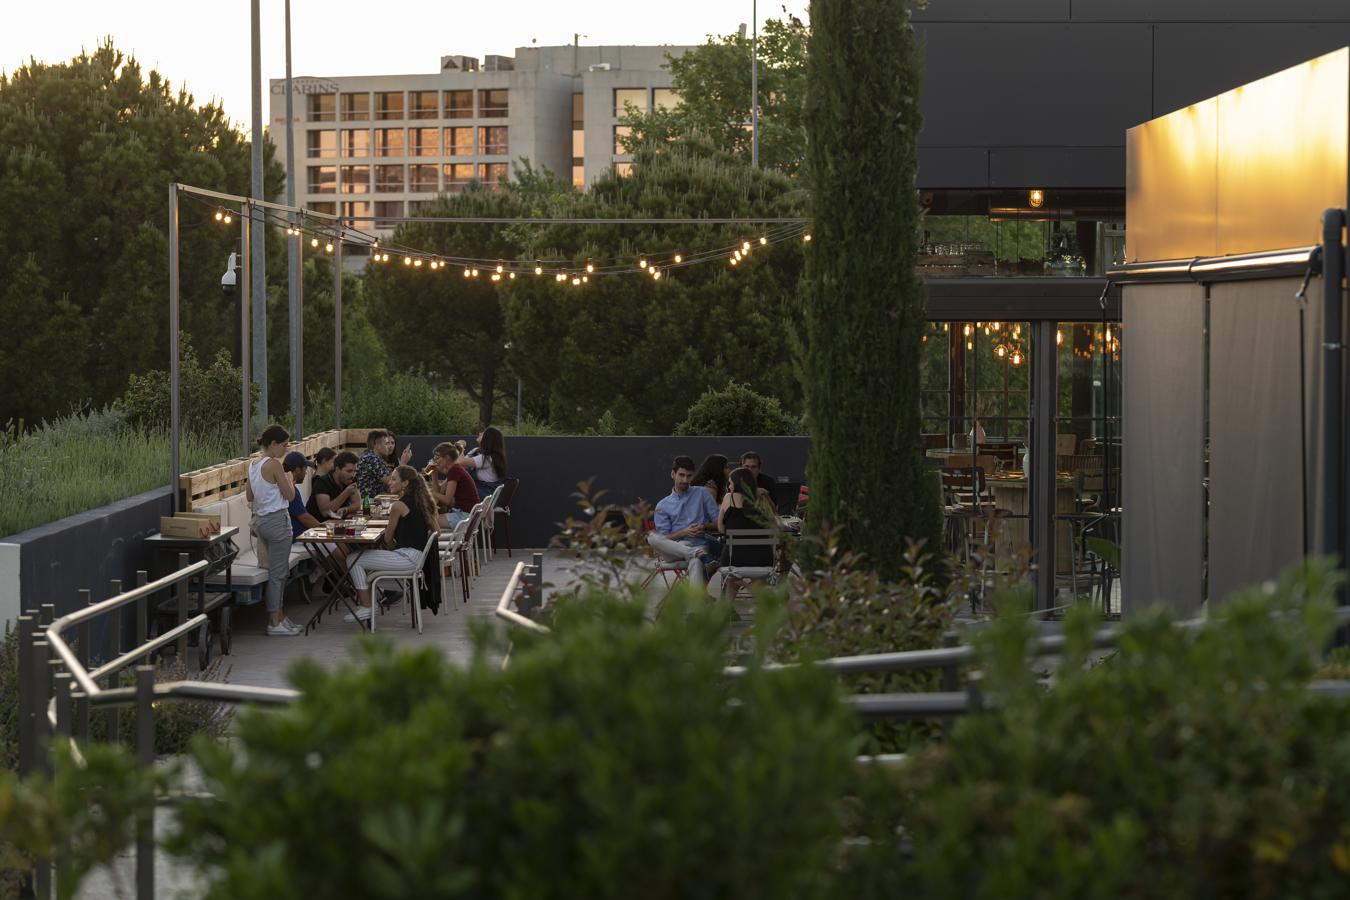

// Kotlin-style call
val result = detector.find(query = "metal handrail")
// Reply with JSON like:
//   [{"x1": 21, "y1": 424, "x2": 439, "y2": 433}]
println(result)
[
  {"x1": 89, "y1": 616, "x2": 208, "y2": 682},
  {"x1": 495, "y1": 561, "x2": 550, "y2": 634}
]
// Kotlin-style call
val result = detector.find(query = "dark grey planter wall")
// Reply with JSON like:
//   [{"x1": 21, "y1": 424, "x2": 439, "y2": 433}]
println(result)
[
  {"x1": 396, "y1": 436, "x2": 812, "y2": 550},
  {"x1": 12, "y1": 485, "x2": 172, "y2": 618}
]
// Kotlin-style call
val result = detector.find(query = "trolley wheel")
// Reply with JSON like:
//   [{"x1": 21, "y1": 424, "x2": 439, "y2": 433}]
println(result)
[
  {"x1": 218, "y1": 606, "x2": 233, "y2": 655},
  {"x1": 197, "y1": 619, "x2": 213, "y2": 670}
]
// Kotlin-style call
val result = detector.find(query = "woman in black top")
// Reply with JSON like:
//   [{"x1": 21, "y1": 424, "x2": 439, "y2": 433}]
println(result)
[
  {"x1": 717, "y1": 467, "x2": 776, "y2": 567},
  {"x1": 692, "y1": 454, "x2": 731, "y2": 503},
  {"x1": 346, "y1": 465, "x2": 440, "y2": 623}
]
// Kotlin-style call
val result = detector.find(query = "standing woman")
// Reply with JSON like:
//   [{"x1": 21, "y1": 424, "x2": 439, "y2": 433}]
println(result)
[
  {"x1": 246, "y1": 424, "x2": 302, "y2": 636},
  {"x1": 346, "y1": 465, "x2": 440, "y2": 623},
  {"x1": 462, "y1": 425, "x2": 508, "y2": 498}
]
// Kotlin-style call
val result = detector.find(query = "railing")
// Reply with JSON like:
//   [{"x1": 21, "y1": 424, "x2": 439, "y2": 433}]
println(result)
[
  {"x1": 495, "y1": 555, "x2": 548, "y2": 635},
  {"x1": 18, "y1": 559, "x2": 301, "y2": 900}
]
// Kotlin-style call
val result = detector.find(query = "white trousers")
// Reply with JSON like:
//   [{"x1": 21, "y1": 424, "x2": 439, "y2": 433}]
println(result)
[
  {"x1": 646, "y1": 533, "x2": 707, "y2": 587},
  {"x1": 350, "y1": 547, "x2": 421, "y2": 590}
]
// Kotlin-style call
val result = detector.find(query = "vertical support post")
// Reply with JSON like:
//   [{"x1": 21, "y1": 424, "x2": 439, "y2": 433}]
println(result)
[
  {"x1": 135, "y1": 666, "x2": 156, "y2": 900},
  {"x1": 1030, "y1": 321, "x2": 1058, "y2": 613},
  {"x1": 107, "y1": 579, "x2": 123, "y2": 744},
  {"x1": 136, "y1": 570, "x2": 149, "y2": 663},
  {"x1": 176, "y1": 552, "x2": 190, "y2": 663},
  {"x1": 40, "y1": 603, "x2": 54, "y2": 628},
  {"x1": 30, "y1": 643, "x2": 51, "y2": 900},
  {"x1": 76, "y1": 588, "x2": 91, "y2": 740},
  {"x1": 940, "y1": 630, "x2": 959, "y2": 739},
  {"x1": 750, "y1": 0, "x2": 758, "y2": 168},
  {"x1": 286, "y1": 0, "x2": 302, "y2": 437},
  {"x1": 17, "y1": 614, "x2": 34, "y2": 775},
  {"x1": 530, "y1": 552, "x2": 544, "y2": 598},
  {"x1": 1322, "y1": 210, "x2": 1346, "y2": 574},
  {"x1": 334, "y1": 226, "x2": 343, "y2": 429},
  {"x1": 250, "y1": 0, "x2": 269, "y2": 422},
  {"x1": 241, "y1": 203, "x2": 253, "y2": 456},
  {"x1": 168, "y1": 182, "x2": 181, "y2": 513}
]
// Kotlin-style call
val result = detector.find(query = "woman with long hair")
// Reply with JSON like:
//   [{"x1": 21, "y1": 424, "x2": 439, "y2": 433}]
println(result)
[
  {"x1": 711, "y1": 465, "x2": 778, "y2": 598},
  {"x1": 691, "y1": 453, "x2": 731, "y2": 503},
  {"x1": 462, "y1": 425, "x2": 508, "y2": 498},
  {"x1": 245, "y1": 424, "x2": 302, "y2": 636},
  {"x1": 345, "y1": 466, "x2": 440, "y2": 623}
]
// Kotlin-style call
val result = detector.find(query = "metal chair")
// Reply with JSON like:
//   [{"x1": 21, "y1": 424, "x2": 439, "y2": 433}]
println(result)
[
  {"x1": 367, "y1": 531, "x2": 438, "y2": 634},
  {"x1": 438, "y1": 516, "x2": 473, "y2": 605},
  {"x1": 491, "y1": 477, "x2": 521, "y2": 557},
  {"x1": 717, "y1": 528, "x2": 780, "y2": 600}
]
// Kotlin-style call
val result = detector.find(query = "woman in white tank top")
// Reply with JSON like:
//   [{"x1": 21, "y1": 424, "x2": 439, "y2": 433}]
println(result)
[{"x1": 246, "y1": 424, "x2": 301, "y2": 635}]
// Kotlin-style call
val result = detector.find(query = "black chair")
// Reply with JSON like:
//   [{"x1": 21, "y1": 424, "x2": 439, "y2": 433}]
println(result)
[
  {"x1": 772, "y1": 481, "x2": 802, "y2": 515},
  {"x1": 492, "y1": 477, "x2": 521, "y2": 557}
]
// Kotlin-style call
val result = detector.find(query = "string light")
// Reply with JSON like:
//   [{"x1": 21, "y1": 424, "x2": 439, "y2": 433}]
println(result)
[
  {"x1": 491, "y1": 272, "x2": 501, "y2": 281},
  {"x1": 463, "y1": 266, "x2": 472, "y2": 278},
  {"x1": 581, "y1": 274, "x2": 589, "y2": 283},
  {"x1": 638, "y1": 257, "x2": 648, "y2": 269},
  {"x1": 534, "y1": 260, "x2": 543, "y2": 276},
  {"x1": 1010, "y1": 351, "x2": 1024, "y2": 367},
  {"x1": 759, "y1": 236, "x2": 767, "y2": 245},
  {"x1": 412, "y1": 257, "x2": 421, "y2": 266},
  {"x1": 471, "y1": 267, "x2": 479, "y2": 277},
  {"x1": 428, "y1": 260, "x2": 438, "y2": 270},
  {"x1": 674, "y1": 253, "x2": 682, "y2": 263},
  {"x1": 496, "y1": 260, "x2": 505, "y2": 274},
  {"x1": 325, "y1": 242, "x2": 334, "y2": 254},
  {"x1": 214, "y1": 210, "x2": 223, "y2": 222},
  {"x1": 729, "y1": 256, "x2": 739, "y2": 266},
  {"x1": 223, "y1": 212, "x2": 232, "y2": 224},
  {"x1": 509, "y1": 271, "x2": 517, "y2": 279},
  {"x1": 311, "y1": 237, "x2": 320, "y2": 249},
  {"x1": 651, "y1": 267, "x2": 662, "y2": 281},
  {"x1": 555, "y1": 272, "x2": 566, "y2": 283},
  {"x1": 803, "y1": 234, "x2": 812, "y2": 242},
  {"x1": 571, "y1": 276, "x2": 582, "y2": 286},
  {"x1": 585, "y1": 259, "x2": 595, "y2": 273},
  {"x1": 404, "y1": 257, "x2": 413, "y2": 266},
  {"x1": 741, "y1": 241, "x2": 751, "y2": 252}
]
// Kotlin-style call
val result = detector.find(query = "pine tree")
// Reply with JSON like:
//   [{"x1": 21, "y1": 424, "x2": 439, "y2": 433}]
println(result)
[{"x1": 801, "y1": 0, "x2": 940, "y2": 576}]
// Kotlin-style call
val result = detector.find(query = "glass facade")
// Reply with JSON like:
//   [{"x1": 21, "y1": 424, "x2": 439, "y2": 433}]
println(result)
[
  {"x1": 410, "y1": 127, "x2": 439, "y2": 156},
  {"x1": 375, "y1": 91, "x2": 404, "y2": 120},
  {"x1": 340, "y1": 92, "x2": 369, "y2": 121},
  {"x1": 445, "y1": 127, "x2": 474, "y2": 156},
  {"x1": 374, "y1": 164, "x2": 404, "y2": 192},
  {"x1": 340, "y1": 128, "x2": 370, "y2": 157},
  {"x1": 652, "y1": 88, "x2": 678, "y2": 111},
  {"x1": 375, "y1": 128, "x2": 405, "y2": 157},
  {"x1": 613, "y1": 125, "x2": 633, "y2": 155},
  {"x1": 339, "y1": 165, "x2": 370, "y2": 193},
  {"x1": 341, "y1": 200, "x2": 372, "y2": 225},
  {"x1": 306, "y1": 129, "x2": 336, "y2": 158},
  {"x1": 306, "y1": 201, "x2": 336, "y2": 216},
  {"x1": 307, "y1": 93, "x2": 335, "y2": 122},
  {"x1": 445, "y1": 90, "x2": 473, "y2": 118},
  {"x1": 478, "y1": 126, "x2": 508, "y2": 155},
  {"x1": 409, "y1": 164, "x2": 439, "y2": 192},
  {"x1": 477, "y1": 162, "x2": 508, "y2": 187},
  {"x1": 613, "y1": 88, "x2": 647, "y2": 116},
  {"x1": 614, "y1": 162, "x2": 633, "y2": 177},
  {"x1": 479, "y1": 88, "x2": 509, "y2": 118},
  {"x1": 307, "y1": 166, "x2": 336, "y2": 194},
  {"x1": 409, "y1": 90, "x2": 438, "y2": 119},
  {"x1": 444, "y1": 163, "x2": 474, "y2": 192},
  {"x1": 374, "y1": 200, "x2": 404, "y2": 229}
]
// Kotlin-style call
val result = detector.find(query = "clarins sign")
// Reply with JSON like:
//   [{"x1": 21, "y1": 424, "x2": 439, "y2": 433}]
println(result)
[{"x1": 271, "y1": 80, "x2": 340, "y2": 95}]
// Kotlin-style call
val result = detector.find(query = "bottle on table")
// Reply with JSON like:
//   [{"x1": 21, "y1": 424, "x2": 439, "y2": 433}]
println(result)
[{"x1": 362, "y1": 491, "x2": 371, "y2": 517}]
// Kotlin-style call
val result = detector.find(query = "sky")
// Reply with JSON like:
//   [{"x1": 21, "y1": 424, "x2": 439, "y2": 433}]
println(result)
[{"x1": 2, "y1": 0, "x2": 809, "y2": 128}]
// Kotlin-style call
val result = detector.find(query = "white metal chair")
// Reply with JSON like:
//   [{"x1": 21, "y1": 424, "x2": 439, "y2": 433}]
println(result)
[
  {"x1": 367, "y1": 531, "x2": 438, "y2": 634},
  {"x1": 438, "y1": 516, "x2": 473, "y2": 605},
  {"x1": 479, "y1": 485, "x2": 504, "y2": 562},
  {"x1": 717, "y1": 529, "x2": 781, "y2": 600}
]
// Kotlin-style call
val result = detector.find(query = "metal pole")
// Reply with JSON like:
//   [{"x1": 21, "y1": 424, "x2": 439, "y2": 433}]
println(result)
[
  {"x1": 250, "y1": 0, "x2": 268, "y2": 422},
  {"x1": 176, "y1": 552, "x2": 190, "y2": 663},
  {"x1": 241, "y1": 205, "x2": 253, "y2": 455},
  {"x1": 1030, "y1": 321, "x2": 1058, "y2": 612},
  {"x1": 31, "y1": 640, "x2": 51, "y2": 900},
  {"x1": 107, "y1": 579, "x2": 123, "y2": 744},
  {"x1": 135, "y1": 666, "x2": 155, "y2": 900},
  {"x1": 76, "y1": 589, "x2": 91, "y2": 740},
  {"x1": 751, "y1": 0, "x2": 759, "y2": 168},
  {"x1": 334, "y1": 227, "x2": 343, "y2": 428},
  {"x1": 17, "y1": 614, "x2": 33, "y2": 775},
  {"x1": 286, "y1": 0, "x2": 302, "y2": 436},
  {"x1": 516, "y1": 377, "x2": 522, "y2": 428},
  {"x1": 168, "y1": 183, "x2": 181, "y2": 513},
  {"x1": 1323, "y1": 210, "x2": 1345, "y2": 563},
  {"x1": 136, "y1": 570, "x2": 149, "y2": 663}
]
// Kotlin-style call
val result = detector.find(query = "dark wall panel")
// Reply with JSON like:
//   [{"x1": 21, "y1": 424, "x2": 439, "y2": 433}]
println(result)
[
  {"x1": 1074, "y1": 0, "x2": 1350, "y2": 22},
  {"x1": 918, "y1": 147, "x2": 988, "y2": 188},
  {"x1": 988, "y1": 147, "x2": 1124, "y2": 187}
]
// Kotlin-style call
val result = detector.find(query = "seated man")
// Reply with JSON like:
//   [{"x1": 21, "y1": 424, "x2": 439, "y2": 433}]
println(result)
[
  {"x1": 308, "y1": 449, "x2": 361, "y2": 520},
  {"x1": 739, "y1": 450, "x2": 778, "y2": 512},
  {"x1": 428, "y1": 441, "x2": 479, "y2": 529},
  {"x1": 356, "y1": 429, "x2": 412, "y2": 498},
  {"x1": 285, "y1": 452, "x2": 347, "y2": 586},
  {"x1": 648, "y1": 455, "x2": 721, "y2": 587}
]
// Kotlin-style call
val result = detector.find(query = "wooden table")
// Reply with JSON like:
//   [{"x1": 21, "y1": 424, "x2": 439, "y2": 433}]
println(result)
[
  {"x1": 988, "y1": 475, "x2": 1076, "y2": 574},
  {"x1": 295, "y1": 526, "x2": 384, "y2": 634}
]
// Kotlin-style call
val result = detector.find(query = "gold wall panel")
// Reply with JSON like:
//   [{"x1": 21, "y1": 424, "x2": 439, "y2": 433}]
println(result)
[{"x1": 1126, "y1": 47, "x2": 1348, "y2": 263}]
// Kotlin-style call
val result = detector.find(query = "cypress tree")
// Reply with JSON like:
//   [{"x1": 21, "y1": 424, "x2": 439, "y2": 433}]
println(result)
[{"x1": 801, "y1": 0, "x2": 941, "y2": 577}]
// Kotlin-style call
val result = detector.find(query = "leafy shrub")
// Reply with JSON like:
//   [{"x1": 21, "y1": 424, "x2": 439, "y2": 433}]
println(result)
[
  {"x1": 875, "y1": 561, "x2": 1350, "y2": 899},
  {"x1": 304, "y1": 369, "x2": 478, "y2": 437},
  {"x1": 119, "y1": 339, "x2": 259, "y2": 435},
  {"x1": 675, "y1": 380, "x2": 802, "y2": 436},
  {"x1": 169, "y1": 593, "x2": 855, "y2": 899}
]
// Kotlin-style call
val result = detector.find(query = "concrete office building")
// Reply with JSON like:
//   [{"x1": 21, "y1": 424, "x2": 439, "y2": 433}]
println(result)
[{"x1": 268, "y1": 44, "x2": 691, "y2": 241}]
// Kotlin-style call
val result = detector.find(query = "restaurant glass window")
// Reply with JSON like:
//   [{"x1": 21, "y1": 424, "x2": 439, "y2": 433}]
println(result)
[
  {"x1": 920, "y1": 214, "x2": 1126, "y2": 278},
  {"x1": 307, "y1": 93, "x2": 335, "y2": 122},
  {"x1": 613, "y1": 88, "x2": 647, "y2": 117},
  {"x1": 307, "y1": 166, "x2": 336, "y2": 194},
  {"x1": 444, "y1": 126, "x2": 474, "y2": 156},
  {"x1": 375, "y1": 91, "x2": 404, "y2": 120},
  {"x1": 478, "y1": 126, "x2": 508, "y2": 155},
  {"x1": 613, "y1": 125, "x2": 633, "y2": 155},
  {"x1": 341, "y1": 200, "x2": 372, "y2": 225},
  {"x1": 340, "y1": 128, "x2": 370, "y2": 157},
  {"x1": 444, "y1": 163, "x2": 474, "y2": 192},
  {"x1": 479, "y1": 88, "x2": 508, "y2": 118},
  {"x1": 307, "y1": 201, "x2": 336, "y2": 216},
  {"x1": 652, "y1": 88, "x2": 679, "y2": 111},
  {"x1": 409, "y1": 127, "x2": 439, "y2": 156},
  {"x1": 409, "y1": 164, "x2": 439, "y2": 193},
  {"x1": 375, "y1": 128, "x2": 404, "y2": 157},
  {"x1": 339, "y1": 165, "x2": 370, "y2": 193},
  {"x1": 374, "y1": 200, "x2": 404, "y2": 229},
  {"x1": 306, "y1": 129, "x2": 336, "y2": 159},
  {"x1": 374, "y1": 164, "x2": 404, "y2": 192},
  {"x1": 340, "y1": 92, "x2": 369, "y2": 121},
  {"x1": 477, "y1": 162, "x2": 508, "y2": 188},
  {"x1": 1054, "y1": 320, "x2": 1123, "y2": 613},
  {"x1": 409, "y1": 90, "x2": 438, "y2": 119},
  {"x1": 444, "y1": 89, "x2": 473, "y2": 118}
]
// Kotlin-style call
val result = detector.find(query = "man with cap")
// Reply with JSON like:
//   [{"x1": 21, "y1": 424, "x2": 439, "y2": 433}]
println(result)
[{"x1": 282, "y1": 451, "x2": 323, "y2": 538}]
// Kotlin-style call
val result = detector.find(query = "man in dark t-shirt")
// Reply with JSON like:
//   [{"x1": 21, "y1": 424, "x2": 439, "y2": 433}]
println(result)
[
  {"x1": 739, "y1": 451, "x2": 778, "y2": 512},
  {"x1": 308, "y1": 450, "x2": 361, "y2": 519},
  {"x1": 429, "y1": 442, "x2": 480, "y2": 528}
]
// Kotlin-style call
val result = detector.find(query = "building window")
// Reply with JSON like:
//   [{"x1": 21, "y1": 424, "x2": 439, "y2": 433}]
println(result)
[
  {"x1": 306, "y1": 129, "x2": 336, "y2": 159},
  {"x1": 479, "y1": 88, "x2": 508, "y2": 118},
  {"x1": 409, "y1": 127, "x2": 439, "y2": 156},
  {"x1": 409, "y1": 164, "x2": 439, "y2": 193},
  {"x1": 375, "y1": 200, "x2": 404, "y2": 229},
  {"x1": 444, "y1": 163, "x2": 474, "y2": 192},
  {"x1": 307, "y1": 166, "x2": 336, "y2": 194},
  {"x1": 307, "y1": 201, "x2": 336, "y2": 215},
  {"x1": 307, "y1": 93, "x2": 335, "y2": 122},
  {"x1": 409, "y1": 90, "x2": 438, "y2": 119},
  {"x1": 340, "y1": 92, "x2": 369, "y2": 121},
  {"x1": 374, "y1": 164, "x2": 404, "y2": 192},
  {"x1": 652, "y1": 88, "x2": 679, "y2": 111},
  {"x1": 478, "y1": 126, "x2": 508, "y2": 155},
  {"x1": 478, "y1": 162, "x2": 508, "y2": 188},
  {"x1": 375, "y1": 128, "x2": 405, "y2": 157},
  {"x1": 340, "y1": 165, "x2": 370, "y2": 193},
  {"x1": 572, "y1": 165, "x2": 584, "y2": 190},
  {"x1": 340, "y1": 128, "x2": 370, "y2": 157},
  {"x1": 613, "y1": 88, "x2": 647, "y2": 117},
  {"x1": 444, "y1": 126, "x2": 474, "y2": 156},
  {"x1": 445, "y1": 89, "x2": 473, "y2": 118},
  {"x1": 341, "y1": 200, "x2": 372, "y2": 225},
  {"x1": 572, "y1": 130, "x2": 584, "y2": 158},
  {"x1": 613, "y1": 125, "x2": 633, "y2": 155},
  {"x1": 614, "y1": 162, "x2": 634, "y2": 178},
  {"x1": 375, "y1": 91, "x2": 404, "y2": 120},
  {"x1": 572, "y1": 92, "x2": 584, "y2": 127}
]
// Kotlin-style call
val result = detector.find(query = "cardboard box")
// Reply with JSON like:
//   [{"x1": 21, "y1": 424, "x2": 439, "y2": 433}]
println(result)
[
  {"x1": 174, "y1": 511, "x2": 221, "y2": 534},
  {"x1": 159, "y1": 516, "x2": 212, "y2": 539}
]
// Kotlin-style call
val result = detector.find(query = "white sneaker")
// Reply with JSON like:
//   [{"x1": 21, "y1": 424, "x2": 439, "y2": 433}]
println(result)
[
  {"x1": 267, "y1": 620, "x2": 302, "y2": 636},
  {"x1": 342, "y1": 605, "x2": 373, "y2": 623}
]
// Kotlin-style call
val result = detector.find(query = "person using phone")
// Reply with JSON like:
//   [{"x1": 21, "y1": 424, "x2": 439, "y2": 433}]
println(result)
[
  {"x1": 355, "y1": 429, "x2": 413, "y2": 498},
  {"x1": 648, "y1": 455, "x2": 721, "y2": 587}
]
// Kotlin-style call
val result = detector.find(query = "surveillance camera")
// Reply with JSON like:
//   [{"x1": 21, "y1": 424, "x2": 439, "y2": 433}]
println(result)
[{"x1": 221, "y1": 251, "x2": 238, "y2": 296}]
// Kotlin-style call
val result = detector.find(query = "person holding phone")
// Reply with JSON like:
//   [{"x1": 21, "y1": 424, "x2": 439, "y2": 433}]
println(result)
[{"x1": 355, "y1": 428, "x2": 412, "y2": 498}]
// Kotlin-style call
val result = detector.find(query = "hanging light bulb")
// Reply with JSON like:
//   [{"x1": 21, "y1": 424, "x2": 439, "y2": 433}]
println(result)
[
  {"x1": 508, "y1": 271, "x2": 517, "y2": 280},
  {"x1": 463, "y1": 266, "x2": 472, "y2": 278},
  {"x1": 404, "y1": 257, "x2": 413, "y2": 266},
  {"x1": 803, "y1": 233, "x2": 812, "y2": 242},
  {"x1": 1105, "y1": 326, "x2": 1113, "y2": 342},
  {"x1": 673, "y1": 253, "x2": 682, "y2": 264},
  {"x1": 571, "y1": 276, "x2": 582, "y2": 286},
  {"x1": 581, "y1": 274, "x2": 589, "y2": 283},
  {"x1": 534, "y1": 260, "x2": 543, "y2": 276},
  {"x1": 995, "y1": 344, "x2": 1008, "y2": 358},
  {"x1": 652, "y1": 268, "x2": 662, "y2": 281},
  {"x1": 555, "y1": 272, "x2": 565, "y2": 283},
  {"x1": 1010, "y1": 351, "x2": 1023, "y2": 366},
  {"x1": 759, "y1": 236, "x2": 767, "y2": 245},
  {"x1": 963, "y1": 324, "x2": 972, "y2": 337},
  {"x1": 638, "y1": 257, "x2": 648, "y2": 269},
  {"x1": 471, "y1": 268, "x2": 479, "y2": 278},
  {"x1": 585, "y1": 259, "x2": 594, "y2": 274},
  {"x1": 966, "y1": 340, "x2": 974, "y2": 351},
  {"x1": 430, "y1": 260, "x2": 439, "y2": 270},
  {"x1": 223, "y1": 212, "x2": 233, "y2": 224},
  {"x1": 741, "y1": 241, "x2": 751, "y2": 253},
  {"x1": 490, "y1": 272, "x2": 501, "y2": 282},
  {"x1": 214, "y1": 210, "x2": 224, "y2": 222},
  {"x1": 496, "y1": 260, "x2": 505, "y2": 274},
  {"x1": 730, "y1": 256, "x2": 739, "y2": 266},
  {"x1": 942, "y1": 323, "x2": 949, "y2": 332},
  {"x1": 412, "y1": 257, "x2": 421, "y2": 267},
  {"x1": 325, "y1": 242, "x2": 334, "y2": 254},
  {"x1": 1056, "y1": 330, "x2": 1063, "y2": 346}
]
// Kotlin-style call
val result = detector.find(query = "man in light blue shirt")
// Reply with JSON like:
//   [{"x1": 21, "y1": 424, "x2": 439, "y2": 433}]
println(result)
[{"x1": 649, "y1": 455, "x2": 721, "y2": 586}]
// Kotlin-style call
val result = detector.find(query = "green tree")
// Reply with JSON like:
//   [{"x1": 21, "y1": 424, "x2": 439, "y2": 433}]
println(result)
[
  {"x1": 623, "y1": 17, "x2": 810, "y2": 175},
  {"x1": 0, "y1": 41, "x2": 285, "y2": 425},
  {"x1": 801, "y1": 0, "x2": 940, "y2": 577}
]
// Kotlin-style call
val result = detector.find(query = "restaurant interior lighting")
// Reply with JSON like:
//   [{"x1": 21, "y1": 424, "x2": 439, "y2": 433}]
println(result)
[{"x1": 1028, "y1": 189, "x2": 1045, "y2": 208}]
